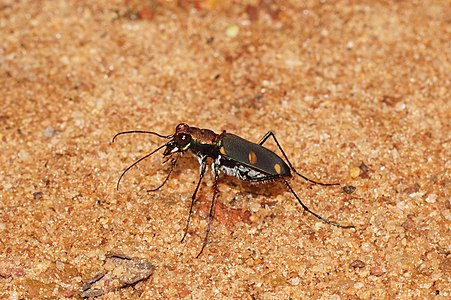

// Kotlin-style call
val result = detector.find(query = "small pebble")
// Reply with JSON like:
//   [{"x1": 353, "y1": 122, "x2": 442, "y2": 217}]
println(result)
[
  {"x1": 43, "y1": 126, "x2": 56, "y2": 138},
  {"x1": 18, "y1": 150, "x2": 31, "y2": 161},
  {"x1": 370, "y1": 266, "x2": 385, "y2": 276},
  {"x1": 350, "y1": 260, "x2": 366, "y2": 269},
  {"x1": 350, "y1": 167, "x2": 361, "y2": 178},
  {"x1": 289, "y1": 276, "x2": 300, "y2": 285},
  {"x1": 56, "y1": 261, "x2": 65, "y2": 271},
  {"x1": 249, "y1": 202, "x2": 260, "y2": 213},
  {"x1": 425, "y1": 194, "x2": 437, "y2": 203},
  {"x1": 33, "y1": 192, "x2": 43, "y2": 200},
  {"x1": 359, "y1": 162, "x2": 370, "y2": 178},
  {"x1": 404, "y1": 183, "x2": 420, "y2": 194},
  {"x1": 354, "y1": 281, "x2": 364, "y2": 289},
  {"x1": 225, "y1": 25, "x2": 239, "y2": 37},
  {"x1": 395, "y1": 102, "x2": 406, "y2": 111},
  {"x1": 343, "y1": 185, "x2": 356, "y2": 194}
]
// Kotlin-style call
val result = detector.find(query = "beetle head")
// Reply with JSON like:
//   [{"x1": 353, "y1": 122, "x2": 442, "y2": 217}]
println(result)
[
  {"x1": 113, "y1": 123, "x2": 193, "y2": 189},
  {"x1": 163, "y1": 123, "x2": 193, "y2": 156}
]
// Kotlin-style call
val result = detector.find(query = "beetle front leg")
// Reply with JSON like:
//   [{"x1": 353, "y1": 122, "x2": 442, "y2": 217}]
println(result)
[
  {"x1": 196, "y1": 165, "x2": 220, "y2": 258},
  {"x1": 257, "y1": 131, "x2": 338, "y2": 186},
  {"x1": 147, "y1": 157, "x2": 178, "y2": 192},
  {"x1": 181, "y1": 158, "x2": 207, "y2": 243}
]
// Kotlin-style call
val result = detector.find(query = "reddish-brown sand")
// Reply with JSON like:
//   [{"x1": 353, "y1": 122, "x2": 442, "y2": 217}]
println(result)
[{"x1": 1, "y1": 1, "x2": 449, "y2": 298}]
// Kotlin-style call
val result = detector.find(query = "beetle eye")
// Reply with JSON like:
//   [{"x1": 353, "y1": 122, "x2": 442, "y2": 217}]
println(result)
[{"x1": 176, "y1": 133, "x2": 192, "y2": 147}]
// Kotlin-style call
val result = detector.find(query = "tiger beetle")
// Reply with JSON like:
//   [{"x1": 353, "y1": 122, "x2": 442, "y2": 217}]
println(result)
[{"x1": 113, "y1": 123, "x2": 354, "y2": 257}]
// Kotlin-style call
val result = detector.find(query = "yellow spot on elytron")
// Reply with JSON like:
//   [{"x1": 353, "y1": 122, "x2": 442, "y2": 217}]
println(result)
[
  {"x1": 274, "y1": 163, "x2": 282, "y2": 174},
  {"x1": 248, "y1": 151, "x2": 257, "y2": 164},
  {"x1": 220, "y1": 146, "x2": 227, "y2": 155}
]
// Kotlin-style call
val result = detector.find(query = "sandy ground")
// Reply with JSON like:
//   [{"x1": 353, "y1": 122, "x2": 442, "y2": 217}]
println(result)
[{"x1": 1, "y1": 0, "x2": 450, "y2": 299}]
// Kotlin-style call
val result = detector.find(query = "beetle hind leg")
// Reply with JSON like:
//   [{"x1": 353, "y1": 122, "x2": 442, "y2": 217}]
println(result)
[
  {"x1": 281, "y1": 177, "x2": 354, "y2": 229},
  {"x1": 258, "y1": 131, "x2": 339, "y2": 186}
]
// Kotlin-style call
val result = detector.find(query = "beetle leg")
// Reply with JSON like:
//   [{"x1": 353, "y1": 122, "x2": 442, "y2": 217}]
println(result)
[
  {"x1": 257, "y1": 131, "x2": 272, "y2": 145},
  {"x1": 258, "y1": 131, "x2": 339, "y2": 186},
  {"x1": 281, "y1": 177, "x2": 354, "y2": 229},
  {"x1": 196, "y1": 165, "x2": 220, "y2": 258},
  {"x1": 181, "y1": 158, "x2": 207, "y2": 243},
  {"x1": 147, "y1": 157, "x2": 178, "y2": 192}
]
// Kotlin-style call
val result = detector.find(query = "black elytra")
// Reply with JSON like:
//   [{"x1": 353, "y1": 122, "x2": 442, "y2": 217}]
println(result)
[
  {"x1": 112, "y1": 123, "x2": 354, "y2": 257},
  {"x1": 219, "y1": 133, "x2": 291, "y2": 179}
]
